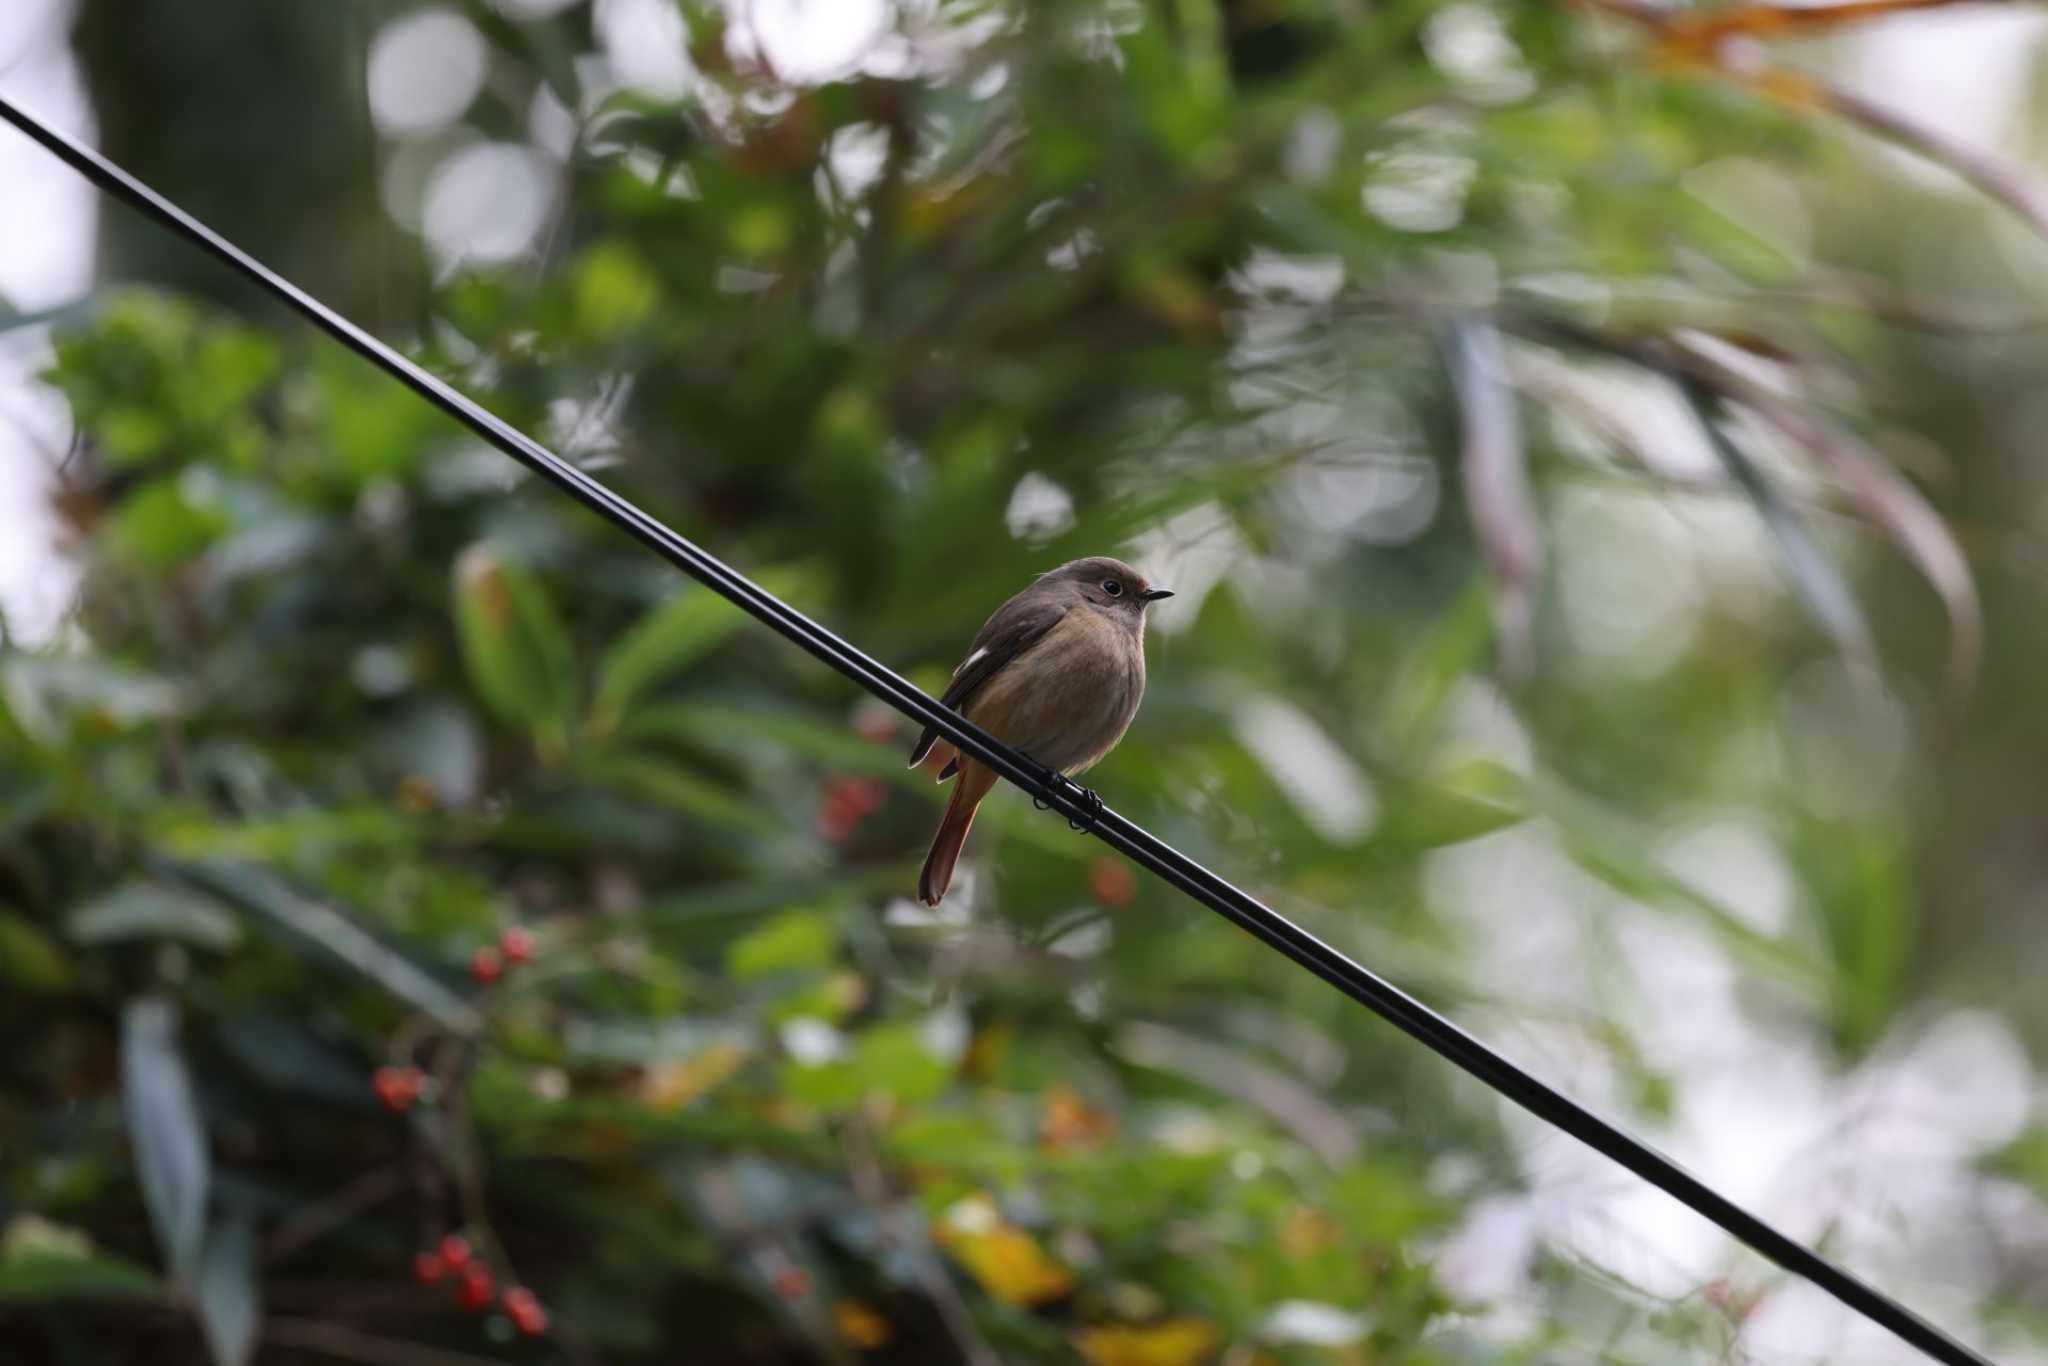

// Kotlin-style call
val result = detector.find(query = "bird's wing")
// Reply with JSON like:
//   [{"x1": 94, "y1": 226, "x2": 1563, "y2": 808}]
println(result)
[{"x1": 906, "y1": 592, "x2": 1070, "y2": 770}]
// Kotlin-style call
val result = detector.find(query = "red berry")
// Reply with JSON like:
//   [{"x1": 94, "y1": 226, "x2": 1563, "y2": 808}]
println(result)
[
  {"x1": 412, "y1": 1250, "x2": 446, "y2": 1284},
  {"x1": 372, "y1": 1066, "x2": 421, "y2": 1113},
  {"x1": 470, "y1": 946, "x2": 503, "y2": 984},
  {"x1": 455, "y1": 1263, "x2": 494, "y2": 1312},
  {"x1": 499, "y1": 926, "x2": 536, "y2": 965},
  {"x1": 437, "y1": 1233, "x2": 473, "y2": 1272},
  {"x1": 502, "y1": 1286, "x2": 548, "y2": 1336},
  {"x1": 1088, "y1": 857, "x2": 1137, "y2": 909}
]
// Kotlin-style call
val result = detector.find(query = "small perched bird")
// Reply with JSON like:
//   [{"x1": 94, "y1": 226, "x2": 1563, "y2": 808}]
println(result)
[{"x1": 909, "y1": 556, "x2": 1172, "y2": 905}]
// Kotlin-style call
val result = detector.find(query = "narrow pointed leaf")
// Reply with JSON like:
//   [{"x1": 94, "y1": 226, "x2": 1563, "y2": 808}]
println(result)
[
  {"x1": 196, "y1": 1206, "x2": 260, "y2": 1366},
  {"x1": 122, "y1": 997, "x2": 209, "y2": 1283},
  {"x1": 1443, "y1": 320, "x2": 1540, "y2": 677},
  {"x1": 452, "y1": 542, "x2": 576, "y2": 745},
  {"x1": 1679, "y1": 376, "x2": 1876, "y2": 672}
]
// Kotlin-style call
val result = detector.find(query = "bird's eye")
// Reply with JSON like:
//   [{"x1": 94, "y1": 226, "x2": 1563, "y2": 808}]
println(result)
[{"x1": 1102, "y1": 580, "x2": 1123, "y2": 597}]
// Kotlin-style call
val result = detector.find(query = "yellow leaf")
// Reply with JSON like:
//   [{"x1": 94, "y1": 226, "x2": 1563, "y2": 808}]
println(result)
[
  {"x1": 933, "y1": 1196, "x2": 1075, "y2": 1307},
  {"x1": 639, "y1": 1041, "x2": 747, "y2": 1112},
  {"x1": 1074, "y1": 1319, "x2": 1219, "y2": 1366}
]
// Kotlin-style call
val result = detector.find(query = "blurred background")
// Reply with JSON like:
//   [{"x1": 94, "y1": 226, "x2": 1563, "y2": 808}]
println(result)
[{"x1": 4, "y1": 1, "x2": 2048, "y2": 1362}]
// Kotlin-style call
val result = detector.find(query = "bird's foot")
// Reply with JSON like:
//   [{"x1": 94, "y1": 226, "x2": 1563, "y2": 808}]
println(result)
[
  {"x1": 1029, "y1": 760, "x2": 1062, "y2": 813},
  {"x1": 1062, "y1": 781, "x2": 1106, "y2": 833},
  {"x1": 1025, "y1": 763, "x2": 1103, "y2": 831}
]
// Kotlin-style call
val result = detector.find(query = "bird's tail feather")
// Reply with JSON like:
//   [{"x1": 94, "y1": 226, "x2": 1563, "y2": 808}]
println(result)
[{"x1": 918, "y1": 767, "x2": 991, "y2": 905}]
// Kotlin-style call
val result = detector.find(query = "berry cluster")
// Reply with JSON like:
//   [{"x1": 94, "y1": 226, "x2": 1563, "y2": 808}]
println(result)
[
  {"x1": 413, "y1": 1233, "x2": 548, "y2": 1336},
  {"x1": 816, "y1": 775, "x2": 886, "y2": 844},
  {"x1": 470, "y1": 924, "x2": 537, "y2": 985}
]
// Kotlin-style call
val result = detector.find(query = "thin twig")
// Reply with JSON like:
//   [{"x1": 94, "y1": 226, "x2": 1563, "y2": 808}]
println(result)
[
  {"x1": 1670, "y1": 336, "x2": 1982, "y2": 699},
  {"x1": 265, "y1": 1318, "x2": 513, "y2": 1366},
  {"x1": 1572, "y1": 0, "x2": 2048, "y2": 251},
  {"x1": 264, "y1": 1164, "x2": 408, "y2": 1264},
  {"x1": 1815, "y1": 78, "x2": 2048, "y2": 247},
  {"x1": 837, "y1": 1114, "x2": 1002, "y2": 1366},
  {"x1": 1442, "y1": 318, "x2": 1541, "y2": 679}
]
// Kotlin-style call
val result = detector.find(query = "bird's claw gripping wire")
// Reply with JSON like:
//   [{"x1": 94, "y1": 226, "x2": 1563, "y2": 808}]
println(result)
[{"x1": 1029, "y1": 765, "x2": 1106, "y2": 833}]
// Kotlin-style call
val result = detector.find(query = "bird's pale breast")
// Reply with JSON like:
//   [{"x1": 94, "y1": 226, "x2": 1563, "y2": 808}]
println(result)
[{"x1": 965, "y1": 606, "x2": 1145, "y2": 775}]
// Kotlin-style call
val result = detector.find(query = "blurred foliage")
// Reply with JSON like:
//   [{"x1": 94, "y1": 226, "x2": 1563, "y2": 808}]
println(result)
[{"x1": 4, "y1": 0, "x2": 2048, "y2": 1363}]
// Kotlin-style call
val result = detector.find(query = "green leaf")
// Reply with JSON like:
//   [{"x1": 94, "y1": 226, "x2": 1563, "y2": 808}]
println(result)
[
  {"x1": 108, "y1": 478, "x2": 230, "y2": 568},
  {"x1": 69, "y1": 879, "x2": 242, "y2": 951},
  {"x1": 175, "y1": 861, "x2": 482, "y2": 1036},
  {"x1": 581, "y1": 753, "x2": 785, "y2": 837},
  {"x1": 850, "y1": 1023, "x2": 950, "y2": 1104},
  {"x1": 591, "y1": 585, "x2": 752, "y2": 732},
  {"x1": 216, "y1": 1012, "x2": 377, "y2": 1107},
  {"x1": 1680, "y1": 377, "x2": 1876, "y2": 674},
  {"x1": 1794, "y1": 815, "x2": 1912, "y2": 1057},
  {"x1": 452, "y1": 542, "x2": 577, "y2": 748},
  {"x1": 570, "y1": 241, "x2": 662, "y2": 339},
  {"x1": 1378, "y1": 577, "x2": 1493, "y2": 759},
  {"x1": 782, "y1": 1022, "x2": 952, "y2": 1112},
  {"x1": 317, "y1": 350, "x2": 448, "y2": 484},
  {"x1": 99, "y1": 405, "x2": 172, "y2": 466},
  {"x1": 196, "y1": 1205, "x2": 260, "y2": 1366},
  {"x1": 1373, "y1": 761, "x2": 1528, "y2": 849},
  {"x1": 0, "y1": 909, "x2": 75, "y2": 992},
  {"x1": 0, "y1": 1216, "x2": 159, "y2": 1302},
  {"x1": 0, "y1": 657, "x2": 184, "y2": 745},
  {"x1": 1984, "y1": 1127, "x2": 2048, "y2": 1198},
  {"x1": 1542, "y1": 782, "x2": 1823, "y2": 992},
  {"x1": 725, "y1": 909, "x2": 837, "y2": 981},
  {"x1": 623, "y1": 700, "x2": 902, "y2": 773},
  {"x1": 122, "y1": 996, "x2": 209, "y2": 1283}
]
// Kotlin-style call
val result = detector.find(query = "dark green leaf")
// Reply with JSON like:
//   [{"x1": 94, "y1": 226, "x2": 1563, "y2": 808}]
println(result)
[
  {"x1": 196, "y1": 1205, "x2": 260, "y2": 1366},
  {"x1": 0, "y1": 1216, "x2": 158, "y2": 1302},
  {"x1": 591, "y1": 585, "x2": 753, "y2": 732},
  {"x1": 68, "y1": 879, "x2": 242, "y2": 951},
  {"x1": 452, "y1": 542, "x2": 577, "y2": 747},
  {"x1": 121, "y1": 997, "x2": 209, "y2": 1283}
]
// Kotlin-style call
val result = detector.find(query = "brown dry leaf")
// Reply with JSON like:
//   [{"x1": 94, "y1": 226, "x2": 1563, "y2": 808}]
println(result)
[
  {"x1": 394, "y1": 774, "x2": 438, "y2": 813},
  {"x1": 1664, "y1": 0, "x2": 1959, "y2": 47},
  {"x1": 963, "y1": 1021, "x2": 1015, "y2": 1081},
  {"x1": 1279, "y1": 1205, "x2": 1339, "y2": 1260},
  {"x1": 833, "y1": 1299, "x2": 892, "y2": 1350},
  {"x1": 1039, "y1": 1084, "x2": 1114, "y2": 1152},
  {"x1": 1073, "y1": 1319, "x2": 1220, "y2": 1366},
  {"x1": 639, "y1": 1041, "x2": 747, "y2": 1112}
]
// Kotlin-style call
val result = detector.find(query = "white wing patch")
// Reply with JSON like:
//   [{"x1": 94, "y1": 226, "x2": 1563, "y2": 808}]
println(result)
[{"x1": 954, "y1": 647, "x2": 989, "y2": 677}]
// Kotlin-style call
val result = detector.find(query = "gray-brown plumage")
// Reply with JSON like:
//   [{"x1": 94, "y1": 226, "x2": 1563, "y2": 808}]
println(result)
[{"x1": 910, "y1": 556, "x2": 1171, "y2": 905}]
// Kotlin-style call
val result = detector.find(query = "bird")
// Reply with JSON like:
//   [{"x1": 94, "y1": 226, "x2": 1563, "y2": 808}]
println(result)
[{"x1": 908, "y1": 556, "x2": 1173, "y2": 906}]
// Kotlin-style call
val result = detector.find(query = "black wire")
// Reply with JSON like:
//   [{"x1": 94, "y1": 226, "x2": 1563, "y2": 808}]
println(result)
[{"x1": 0, "y1": 93, "x2": 1996, "y2": 1366}]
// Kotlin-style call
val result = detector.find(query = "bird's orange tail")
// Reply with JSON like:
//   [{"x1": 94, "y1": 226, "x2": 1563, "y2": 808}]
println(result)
[{"x1": 918, "y1": 764, "x2": 996, "y2": 906}]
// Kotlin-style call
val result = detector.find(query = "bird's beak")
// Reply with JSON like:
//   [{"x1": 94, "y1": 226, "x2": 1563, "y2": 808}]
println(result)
[{"x1": 1139, "y1": 587, "x2": 1175, "y2": 602}]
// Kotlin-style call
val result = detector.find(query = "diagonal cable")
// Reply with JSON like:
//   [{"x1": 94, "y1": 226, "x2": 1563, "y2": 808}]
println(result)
[{"x1": 0, "y1": 94, "x2": 1995, "y2": 1366}]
